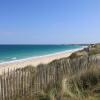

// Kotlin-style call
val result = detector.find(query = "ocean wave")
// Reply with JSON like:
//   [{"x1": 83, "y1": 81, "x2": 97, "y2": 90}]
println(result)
[{"x1": 11, "y1": 57, "x2": 17, "y2": 60}]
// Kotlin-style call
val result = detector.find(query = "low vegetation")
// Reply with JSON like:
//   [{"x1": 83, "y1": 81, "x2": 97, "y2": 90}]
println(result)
[{"x1": 0, "y1": 44, "x2": 100, "y2": 100}]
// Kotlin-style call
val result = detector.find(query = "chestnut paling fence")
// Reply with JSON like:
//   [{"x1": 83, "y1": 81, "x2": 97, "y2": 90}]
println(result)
[
  {"x1": 0, "y1": 68, "x2": 35, "y2": 100},
  {"x1": 0, "y1": 66, "x2": 58, "y2": 100}
]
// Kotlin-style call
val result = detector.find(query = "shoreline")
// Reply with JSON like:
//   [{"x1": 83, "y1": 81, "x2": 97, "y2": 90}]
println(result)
[
  {"x1": 0, "y1": 47, "x2": 84, "y2": 65},
  {"x1": 0, "y1": 46, "x2": 86, "y2": 75}
]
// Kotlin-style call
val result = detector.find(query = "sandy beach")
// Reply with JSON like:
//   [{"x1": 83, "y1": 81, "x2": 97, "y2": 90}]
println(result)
[{"x1": 0, "y1": 47, "x2": 84, "y2": 75}]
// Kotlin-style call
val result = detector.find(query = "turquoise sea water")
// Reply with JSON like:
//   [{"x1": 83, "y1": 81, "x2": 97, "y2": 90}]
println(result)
[{"x1": 0, "y1": 45, "x2": 82, "y2": 63}]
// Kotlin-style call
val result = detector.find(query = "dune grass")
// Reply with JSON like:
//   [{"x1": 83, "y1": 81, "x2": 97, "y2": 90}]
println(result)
[
  {"x1": 62, "y1": 64, "x2": 100, "y2": 100},
  {"x1": 14, "y1": 59, "x2": 100, "y2": 100}
]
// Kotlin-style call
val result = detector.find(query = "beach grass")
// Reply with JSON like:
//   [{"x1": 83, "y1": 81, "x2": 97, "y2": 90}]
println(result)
[{"x1": 13, "y1": 63, "x2": 100, "y2": 100}]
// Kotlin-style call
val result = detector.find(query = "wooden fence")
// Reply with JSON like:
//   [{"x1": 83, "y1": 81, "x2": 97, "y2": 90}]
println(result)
[
  {"x1": 0, "y1": 65, "x2": 58, "y2": 100},
  {"x1": 0, "y1": 67, "x2": 36, "y2": 100}
]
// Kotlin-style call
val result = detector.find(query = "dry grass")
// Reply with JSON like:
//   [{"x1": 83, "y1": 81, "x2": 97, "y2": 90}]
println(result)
[
  {"x1": 9, "y1": 61, "x2": 100, "y2": 100},
  {"x1": 62, "y1": 63, "x2": 100, "y2": 100}
]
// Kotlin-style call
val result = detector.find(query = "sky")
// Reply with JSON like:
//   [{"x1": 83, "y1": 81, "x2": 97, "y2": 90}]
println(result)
[{"x1": 0, "y1": 0, "x2": 100, "y2": 44}]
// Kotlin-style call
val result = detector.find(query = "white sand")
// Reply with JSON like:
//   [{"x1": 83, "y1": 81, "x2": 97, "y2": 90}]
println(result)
[{"x1": 0, "y1": 47, "x2": 84, "y2": 75}]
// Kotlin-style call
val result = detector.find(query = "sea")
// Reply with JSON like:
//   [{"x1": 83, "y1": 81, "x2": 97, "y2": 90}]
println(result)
[{"x1": 0, "y1": 45, "x2": 83, "y2": 63}]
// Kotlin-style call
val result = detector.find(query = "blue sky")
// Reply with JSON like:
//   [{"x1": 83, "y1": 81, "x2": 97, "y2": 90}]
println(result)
[{"x1": 0, "y1": 0, "x2": 100, "y2": 44}]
